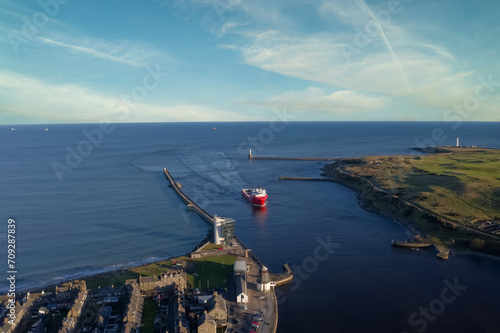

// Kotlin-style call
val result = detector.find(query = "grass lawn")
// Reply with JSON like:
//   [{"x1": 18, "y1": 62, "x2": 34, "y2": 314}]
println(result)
[
  {"x1": 325, "y1": 147, "x2": 500, "y2": 255},
  {"x1": 130, "y1": 257, "x2": 188, "y2": 276},
  {"x1": 409, "y1": 149, "x2": 500, "y2": 222},
  {"x1": 141, "y1": 297, "x2": 156, "y2": 333},
  {"x1": 203, "y1": 243, "x2": 225, "y2": 250},
  {"x1": 343, "y1": 148, "x2": 500, "y2": 225},
  {"x1": 45, "y1": 310, "x2": 68, "y2": 333},
  {"x1": 187, "y1": 255, "x2": 236, "y2": 291}
]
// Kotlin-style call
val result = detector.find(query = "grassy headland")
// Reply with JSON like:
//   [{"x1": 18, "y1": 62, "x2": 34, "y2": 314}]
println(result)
[{"x1": 322, "y1": 147, "x2": 500, "y2": 256}]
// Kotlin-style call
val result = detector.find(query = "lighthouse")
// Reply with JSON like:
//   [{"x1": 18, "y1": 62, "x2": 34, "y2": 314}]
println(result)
[
  {"x1": 257, "y1": 266, "x2": 272, "y2": 292},
  {"x1": 456, "y1": 136, "x2": 460, "y2": 147}
]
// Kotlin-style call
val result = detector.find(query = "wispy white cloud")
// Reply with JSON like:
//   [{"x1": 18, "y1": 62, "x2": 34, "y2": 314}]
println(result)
[
  {"x1": 0, "y1": 0, "x2": 76, "y2": 47},
  {"x1": 229, "y1": 2, "x2": 486, "y2": 115},
  {"x1": 219, "y1": 44, "x2": 238, "y2": 50},
  {"x1": 37, "y1": 35, "x2": 173, "y2": 68},
  {"x1": 255, "y1": 87, "x2": 390, "y2": 115},
  {"x1": 237, "y1": 26, "x2": 466, "y2": 96},
  {"x1": 318, "y1": 0, "x2": 366, "y2": 25},
  {"x1": 0, "y1": 1, "x2": 37, "y2": 18},
  {"x1": 354, "y1": 0, "x2": 413, "y2": 94},
  {"x1": 186, "y1": 0, "x2": 500, "y2": 120},
  {"x1": 0, "y1": 70, "x2": 238, "y2": 123},
  {"x1": 170, "y1": 0, "x2": 293, "y2": 38},
  {"x1": 210, "y1": 20, "x2": 246, "y2": 37},
  {"x1": 2, "y1": 0, "x2": 497, "y2": 123}
]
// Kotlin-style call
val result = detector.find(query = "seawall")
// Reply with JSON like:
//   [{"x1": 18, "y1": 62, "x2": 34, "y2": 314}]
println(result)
[
  {"x1": 163, "y1": 168, "x2": 214, "y2": 225},
  {"x1": 249, "y1": 154, "x2": 334, "y2": 161},
  {"x1": 278, "y1": 176, "x2": 328, "y2": 181}
]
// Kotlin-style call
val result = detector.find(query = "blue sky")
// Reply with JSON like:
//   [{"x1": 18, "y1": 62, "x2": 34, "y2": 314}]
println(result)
[{"x1": 1, "y1": 0, "x2": 499, "y2": 124}]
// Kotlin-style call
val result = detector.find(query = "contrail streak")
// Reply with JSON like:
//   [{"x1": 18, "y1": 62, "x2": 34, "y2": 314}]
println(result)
[{"x1": 355, "y1": 0, "x2": 414, "y2": 95}]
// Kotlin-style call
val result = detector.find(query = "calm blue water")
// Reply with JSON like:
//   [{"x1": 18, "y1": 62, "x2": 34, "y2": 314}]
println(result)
[{"x1": 1, "y1": 122, "x2": 500, "y2": 332}]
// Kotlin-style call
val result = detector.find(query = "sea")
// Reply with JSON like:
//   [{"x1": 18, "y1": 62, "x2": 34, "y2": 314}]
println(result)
[{"x1": 1, "y1": 121, "x2": 500, "y2": 333}]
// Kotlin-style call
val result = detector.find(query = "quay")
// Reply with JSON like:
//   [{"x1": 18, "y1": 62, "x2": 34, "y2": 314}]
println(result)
[
  {"x1": 390, "y1": 236, "x2": 451, "y2": 260},
  {"x1": 433, "y1": 242, "x2": 451, "y2": 260},
  {"x1": 391, "y1": 240, "x2": 433, "y2": 248},
  {"x1": 249, "y1": 150, "x2": 335, "y2": 161},
  {"x1": 269, "y1": 263, "x2": 294, "y2": 286}
]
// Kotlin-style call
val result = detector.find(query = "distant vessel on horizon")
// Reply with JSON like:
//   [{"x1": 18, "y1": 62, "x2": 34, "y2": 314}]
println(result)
[{"x1": 242, "y1": 187, "x2": 268, "y2": 207}]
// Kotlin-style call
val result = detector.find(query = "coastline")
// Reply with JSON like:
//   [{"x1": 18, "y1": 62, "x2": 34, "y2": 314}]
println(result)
[
  {"x1": 19, "y1": 232, "x2": 211, "y2": 294},
  {"x1": 19, "y1": 147, "x2": 500, "y2": 293},
  {"x1": 321, "y1": 161, "x2": 424, "y2": 235},
  {"x1": 321, "y1": 158, "x2": 500, "y2": 259}
]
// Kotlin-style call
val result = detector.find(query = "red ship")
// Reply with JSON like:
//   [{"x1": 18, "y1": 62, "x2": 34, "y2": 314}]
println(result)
[{"x1": 241, "y1": 187, "x2": 268, "y2": 207}]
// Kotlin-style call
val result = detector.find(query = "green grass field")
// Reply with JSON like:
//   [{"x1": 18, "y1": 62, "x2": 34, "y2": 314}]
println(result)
[
  {"x1": 130, "y1": 257, "x2": 188, "y2": 277},
  {"x1": 141, "y1": 297, "x2": 156, "y2": 333},
  {"x1": 203, "y1": 243, "x2": 224, "y2": 250},
  {"x1": 324, "y1": 147, "x2": 500, "y2": 255},
  {"x1": 344, "y1": 148, "x2": 500, "y2": 225},
  {"x1": 186, "y1": 255, "x2": 236, "y2": 291}
]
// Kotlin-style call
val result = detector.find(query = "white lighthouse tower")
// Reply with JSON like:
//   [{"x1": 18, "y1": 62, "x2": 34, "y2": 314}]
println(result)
[
  {"x1": 456, "y1": 136, "x2": 460, "y2": 147},
  {"x1": 257, "y1": 266, "x2": 273, "y2": 292}
]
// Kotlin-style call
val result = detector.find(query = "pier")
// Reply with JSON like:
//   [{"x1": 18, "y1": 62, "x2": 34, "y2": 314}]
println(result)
[
  {"x1": 278, "y1": 176, "x2": 329, "y2": 181},
  {"x1": 249, "y1": 150, "x2": 335, "y2": 161},
  {"x1": 164, "y1": 168, "x2": 214, "y2": 225},
  {"x1": 433, "y1": 242, "x2": 451, "y2": 260},
  {"x1": 270, "y1": 263, "x2": 294, "y2": 286}
]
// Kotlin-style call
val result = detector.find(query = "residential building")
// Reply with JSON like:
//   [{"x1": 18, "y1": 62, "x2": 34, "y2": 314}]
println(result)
[
  {"x1": 235, "y1": 275, "x2": 248, "y2": 304},
  {"x1": 197, "y1": 311, "x2": 216, "y2": 333}
]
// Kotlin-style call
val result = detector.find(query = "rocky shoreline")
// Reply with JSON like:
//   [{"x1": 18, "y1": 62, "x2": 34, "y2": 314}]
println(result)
[
  {"x1": 321, "y1": 160, "x2": 435, "y2": 236},
  {"x1": 321, "y1": 159, "x2": 499, "y2": 258}
]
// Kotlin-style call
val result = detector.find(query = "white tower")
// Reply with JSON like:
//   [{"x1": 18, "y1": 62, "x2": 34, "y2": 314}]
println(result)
[
  {"x1": 257, "y1": 266, "x2": 272, "y2": 292},
  {"x1": 213, "y1": 215, "x2": 235, "y2": 245},
  {"x1": 456, "y1": 136, "x2": 460, "y2": 147},
  {"x1": 214, "y1": 215, "x2": 223, "y2": 245}
]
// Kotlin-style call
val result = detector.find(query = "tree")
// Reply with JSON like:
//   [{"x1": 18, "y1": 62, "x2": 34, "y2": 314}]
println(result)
[{"x1": 470, "y1": 238, "x2": 486, "y2": 250}]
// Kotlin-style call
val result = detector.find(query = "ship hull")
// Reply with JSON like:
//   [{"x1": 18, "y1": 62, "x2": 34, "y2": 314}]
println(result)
[{"x1": 242, "y1": 189, "x2": 268, "y2": 207}]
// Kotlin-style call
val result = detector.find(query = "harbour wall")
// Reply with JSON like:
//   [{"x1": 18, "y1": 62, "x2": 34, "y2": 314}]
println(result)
[
  {"x1": 278, "y1": 177, "x2": 328, "y2": 181},
  {"x1": 250, "y1": 156, "x2": 335, "y2": 161},
  {"x1": 270, "y1": 263, "x2": 294, "y2": 286},
  {"x1": 163, "y1": 168, "x2": 214, "y2": 225},
  {"x1": 249, "y1": 152, "x2": 334, "y2": 161}
]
